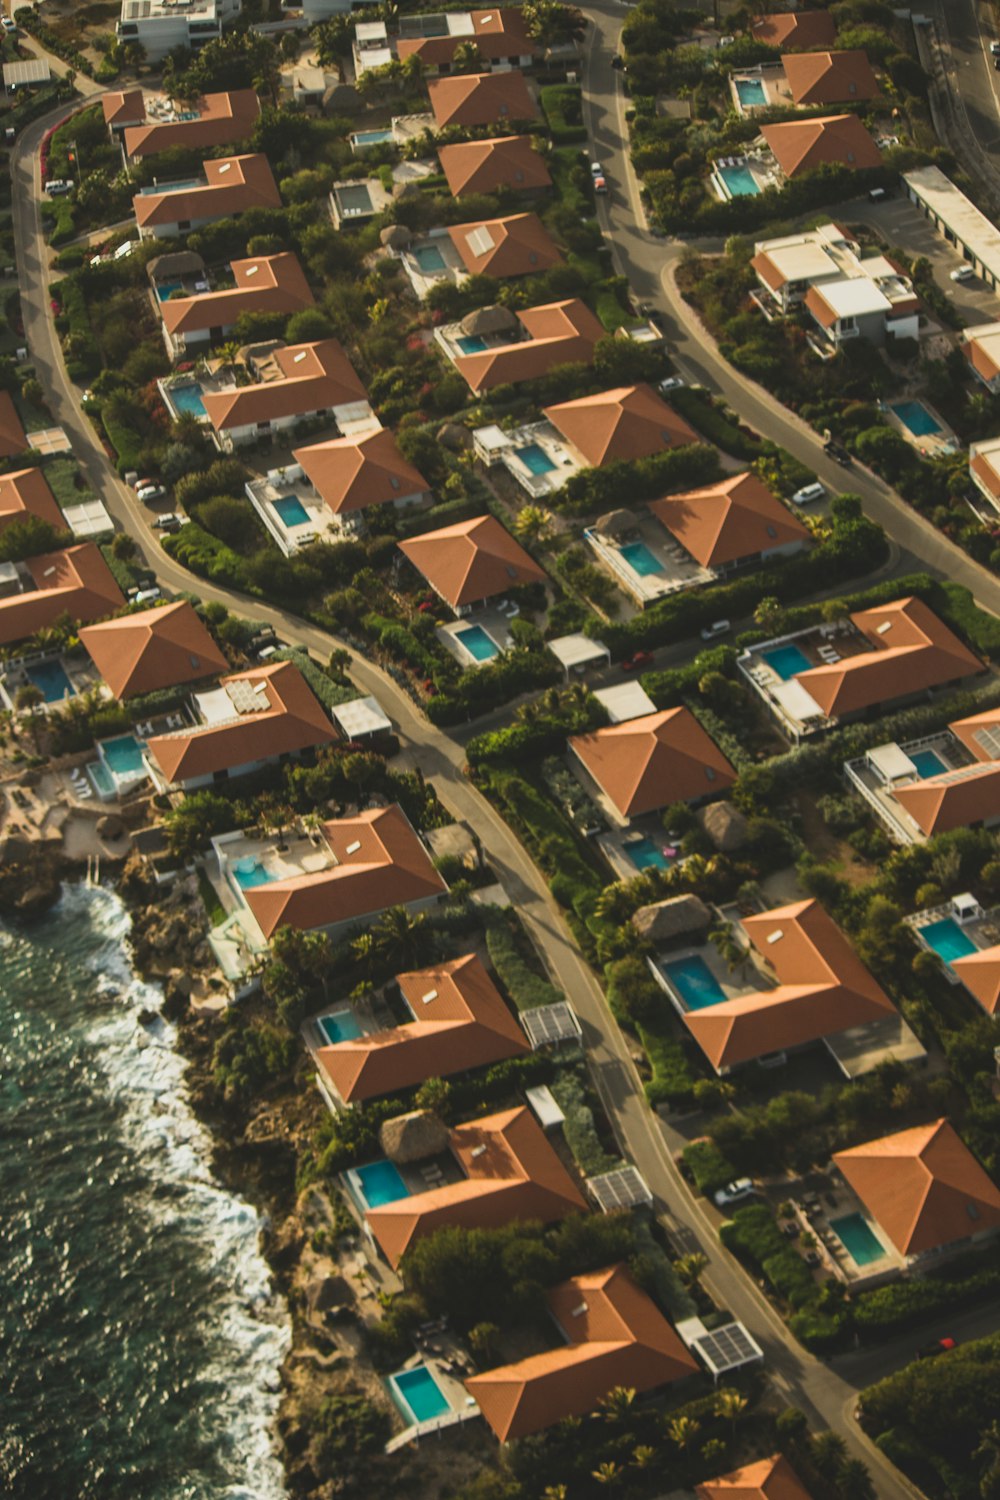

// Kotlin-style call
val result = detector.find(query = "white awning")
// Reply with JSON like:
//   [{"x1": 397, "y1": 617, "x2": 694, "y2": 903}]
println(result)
[
  {"x1": 525, "y1": 1084, "x2": 565, "y2": 1129},
  {"x1": 771, "y1": 677, "x2": 825, "y2": 722},
  {"x1": 547, "y1": 633, "x2": 610, "y2": 675},
  {"x1": 333, "y1": 695, "x2": 391, "y2": 739},
  {"x1": 4, "y1": 59, "x2": 50, "y2": 87},
  {"x1": 593, "y1": 682, "x2": 655, "y2": 723},
  {"x1": 867, "y1": 742, "x2": 916, "y2": 782}
]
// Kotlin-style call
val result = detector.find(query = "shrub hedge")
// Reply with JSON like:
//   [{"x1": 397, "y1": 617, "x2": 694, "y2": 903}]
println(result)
[{"x1": 485, "y1": 920, "x2": 565, "y2": 1012}]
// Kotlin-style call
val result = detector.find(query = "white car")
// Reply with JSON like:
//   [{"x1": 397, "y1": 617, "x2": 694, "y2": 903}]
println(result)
[
  {"x1": 951, "y1": 265, "x2": 975, "y2": 283},
  {"x1": 1, "y1": 16, "x2": 17, "y2": 32},
  {"x1": 991, "y1": 40, "x2": 1000, "y2": 55},
  {"x1": 792, "y1": 481, "x2": 825, "y2": 505},
  {"x1": 590, "y1": 161, "x2": 604, "y2": 177},
  {"x1": 658, "y1": 376, "x2": 686, "y2": 393},
  {"x1": 45, "y1": 179, "x2": 72, "y2": 196},
  {"x1": 136, "y1": 484, "x2": 166, "y2": 503},
  {"x1": 700, "y1": 618, "x2": 731, "y2": 641},
  {"x1": 713, "y1": 1178, "x2": 756, "y2": 1208}
]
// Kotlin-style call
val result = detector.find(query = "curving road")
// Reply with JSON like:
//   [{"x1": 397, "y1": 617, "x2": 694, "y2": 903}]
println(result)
[{"x1": 9, "y1": 73, "x2": 950, "y2": 1499}]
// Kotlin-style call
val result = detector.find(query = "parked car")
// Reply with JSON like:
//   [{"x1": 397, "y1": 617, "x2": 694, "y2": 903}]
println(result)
[
  {"x1": 133, "y1": 477, "x2": 157, "y2": 492},
  {"x1": 992, "y1": 40, "x2": 1000, "y2": 54},
  {"x1": 917, "y1": 1337, "x2": 957, "y2": 1359},
  {"x1": 951, "y1": 264, "x2": 975, "y2": 282},
  {"x1": 792, "y1": 481, "x2": 825, "y2": 505},
  {"x1": 153, "y1": 513, "x2": 182, "y2": 532},
  {"x1": 590, "y1": 161, "x2": 604, "y2": 177},
  {"x1": 45, "y1": 179, "x2": 72, "y2": 196},
  {"x1": 823, "y1": 439, "x2": 852, "y2": 466},
  {"x1": 611, "y1": 54, "x2": 624, "y2": 69},
  {"x1": 1, "y1": 16, "x2": 17, "y2": 32},
  {"x1": 713, "y1": 1177, "x2": 756, "y2": 1208},
  {"x1": 136, "y1": 484, "x2": 166, "y2": 503},
  {"x1": 700, "y1": 618, "x2": 731, "y2": 641},
  {"x1": 593, "y1": 174, "x2": 608, "y2": 194},
  {"x1": 621, "y1": 649, "x2": 653, "y2": 672},
  {"x1": 658, "y1": 375, "x2": 686, "y2": 393}
]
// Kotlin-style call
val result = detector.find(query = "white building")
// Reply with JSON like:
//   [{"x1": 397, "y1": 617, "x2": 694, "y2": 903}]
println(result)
[{"x1": 117, "y1": 0, "x2": 241, "y2": 62}]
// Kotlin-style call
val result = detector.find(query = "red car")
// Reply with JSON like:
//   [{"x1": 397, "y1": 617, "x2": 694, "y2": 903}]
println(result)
[
  {"x1": 50, "y1": 298, "x2": 61, "y2": 314},
  {"x1": 621, "y1": 650, "x2": 653, "y2": 673},
  {"x1": 916, "y1": 1337, "x2": 956, "y2": 1359}
]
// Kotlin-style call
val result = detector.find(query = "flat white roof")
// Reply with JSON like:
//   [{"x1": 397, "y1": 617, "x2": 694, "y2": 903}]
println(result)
[
  {"x1": 905, "y1": 165, "x2": 1000, "y2": 282},
  {"x1": 593, "y1": 681, "x2": 655, "y2": 723},
  {"x1": 763, "y1": 242, "x2": 839, "y2": 283},
  {"x1": 867, "y1": 742, "x2": 917, "y2": 782},
  {"x1": 525, "y1": 1084, "x2": 565, "y2": 1129},
  {"x1": 814, "y1": 276, "x2": 891, "y2": 318},
  {"x1": 332, "y1": 695, "x2": 391, "y2": 738},
  {"x1": 971, "y1": 436, "x2": 1000, "y2": 461},
  {"x1": 62, "y1": 498, "x2": 113, "y2": 538},
  {"x1": 772, "y1": 676, "x2": 825, "y2": 723},
  {"x1": 547, "y1": 633, "x2": 610, "y2": 671},
  {"x1": 963, "y1": 321, "x2": 1000, "y2": 353},
  {"x1": 473, "y1": 423, "x2": 511, "y2": 453},
  {"x1": 356, "y1": 20, "x2": 388, "y2": 40},
  {"x1": 3, "y1": 58, "x2": 51, "y2": 86}
]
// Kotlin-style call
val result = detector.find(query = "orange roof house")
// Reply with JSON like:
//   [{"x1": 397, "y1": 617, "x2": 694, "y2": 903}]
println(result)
[
  {"x1": 961, "y1": 323, "x2": 1000, "y2": 390},
  {"x1": 544, "y1": 384, "x2": 698, "y2": 467},
  {"x1": 950, "y1": 703, "x2": 1000, "y2": 762},
  {"x1": 648, "y1": 473, "x2": 809, "y2": 569},
  {"x1": 467, "y1": 1264, "x2": 697, "y2": 1441},
  {"x1": 0, "y1": 391, "x2": 28, "y2": 459},
  {"x1": 951, "y1": 946, "x2": 1000, "y2": 1017},
  {"x1": 892, "y1": 761, "x2": 1000, "y2": 839},
  {"x1": 682, "y1": 899, "x2": 897, "y2": 1073},
  {"x1": 0, "y1": 544, "x2": 124, "y2": 646},
  {"x1": 570, "y1": 707, "x2": 735, "y2": 820},
  {"x1": 761, "y1": 114, "x2": 882, "y2": 178},
  {"x1": 752, "y1": 11, "x2": 837, "y2": 50},
  {"x1": 202, "y1": 339, "x2": 368, "y2": 437},
  {"x1": 317, "y1": 953, "x2": 527, "y2": 1104},
  {"x1": 79, "y1": 600, "x2": 228, "y2": 700},
  {"x1": 145, "y1": 660, "x2": 335, "y2": 786},
  {"x1": 790, "y1": 597, "x2": 981, "y2": 720},
  {"x1": 0, "y1": 467, "x2": 64, "y2": 537},
  {"x1": 134, "y1": 153, "x2": 281, "y2": 234},
  {"x1": 102, "y1": 89, "x2": 145, "y2": 131},
  {"x1": 366, "y1": 1106, "x2": 586, "y2": 1267},
  {"x1": 834, "y1": 1119, "x2": 1000, "y2": 1256},
  {"x1": 428, "y1": 69, "x2": 539, "y2": 129},
  {"x1": 398, "y1": 513, "x2": 546, "y2": 608},
  {"x1": 438, "y1": 135, "x2": 552, "y2": 199},
  {"x1": 697, "y1": 1453, "x2": 814, "y2": 1500},
  {"x1": 294, "y1": 428, "x2": 430, "y2": 515},
  {"x1": 160, "y1": 254, "x2": 314, "y2": 343},
  {"x1": 781, "y1": 50, "x2": 880, "y2": 106},
  {"x1": 123, "y1": 89, "x2": 261, "y2": 159},
  {"x1": 453, "y1": 299, "x2": 603, "y2": 392},
  {"x1": 243, "y1": 804, "x2": 447, "y2": 940},
  {"x1": 398, "y1": 8, "x2": 535, "y2": 69},
  {"x1": 447, "y1": 212, "x2": 562, "y2": 279}
]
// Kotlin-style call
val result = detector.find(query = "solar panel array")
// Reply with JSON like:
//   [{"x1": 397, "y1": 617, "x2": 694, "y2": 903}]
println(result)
[
  {"x1": 975, "y1": 725, "x2": 1000, "y2": 761},
  {"x1": 692, "y1": 1323, "x2": 762, "y2": 1375},
  {"x1": 587, "y1": 1166, "x2": 652, "y2": 1214},
  {"x1": 521, "y1": 1002, "x2": 580, "y2": 1050}
]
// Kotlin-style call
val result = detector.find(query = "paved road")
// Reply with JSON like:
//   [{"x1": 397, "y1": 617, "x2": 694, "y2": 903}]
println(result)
[{"x1": 934, "y1": 0, "x2": 1000, "y2": 193}]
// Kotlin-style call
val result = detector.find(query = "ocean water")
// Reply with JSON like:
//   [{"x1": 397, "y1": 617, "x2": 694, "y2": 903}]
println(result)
[{"x1": 0, "y1": 884, "x2": 290, "y2": 1500}]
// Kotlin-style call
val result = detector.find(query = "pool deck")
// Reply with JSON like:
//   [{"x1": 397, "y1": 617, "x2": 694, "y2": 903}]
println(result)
[
  {"x1": 649, "y1": 936, "x2": 766, "y2": 1017},
  {"x1": 906, "y1": 898, "x2": 1000, "y2": 973},
  {"x1": 399, "y1": 231, "x2": 466, "y2": 300},
  {"x1": 437, "y1": 610, "x2": 514, "y2": 667},
  {"x1": 597, "y1": 823, "x2": 686, "y2": 882},
  {"x1": 780, "y1": 1176, "x2": 903, "y2": 1289},
  {"x1": 845, "y1": 731, "x2": 976, "y2": 845},
  {"x1": 883, "y1": 395, "x2": 957, "y2": 457},
  {"x1": 585, "y1": 513, "x2": 712, "y2": 608},
  {"x1": 245, "y1": 470, "x2": 342, "y2": 556}
]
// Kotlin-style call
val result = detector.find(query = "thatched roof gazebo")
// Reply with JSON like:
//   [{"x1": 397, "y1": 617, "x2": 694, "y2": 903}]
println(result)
[
  {"x1": 697, "y1": 801, "x2": 749, "y2": 852},
  {"x1": 460, "y1": 304, "x2": 517, "y2": 337},
  {"x1": 593, "y1": 508, "x2": 636, "y2": 538},
  {"x1": 437, "y1": 421, "x2": 473, "y2": 451},
  {"x1": 379, "y1": 1109, "x2": 450, "y2": 1163},
  {"x1": 380, "y1": 224, "x2": 412, "y2": 250},
  {"x1": 146, "y1": 249, "x2": 205, "y2": 287},
  {"x1": 631, "y1": 893, "x2": 712, "y2": 945}
]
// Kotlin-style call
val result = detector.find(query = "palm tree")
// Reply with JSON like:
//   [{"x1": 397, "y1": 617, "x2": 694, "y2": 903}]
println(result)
[
  {"x1": 541, "y1": 1488, "x2": 568, "y2": 1500},
  {"x1": 710, "y1": 922, "x2": 747, "y2": 979},
  {"x1": 810, "y1": 1430, "x2": 847, "y2": 1478},
  {"x1": 667, "y1": 1414, "x2": 700, "y2": 1452},
  {"x1": 513, "y1": 504, "x2": 554, "y2": 546},
  {"x1": 753, "y1": 595, "x2": 785, "y2": 634},
  {"x1": 714, "y1": 1387, "x2": 748, "y2": 1440},
  {"x1": 591, "y1": 1462, "x2": 623, "y2": 1488},
  {"x1": 631, "y1": 1445, "x2": 657, "y2": 1469},
  {"x1": 370, "y1": 905, "x2": 429, "y2": 970},
  {"x1": 836, "y1": 1458, "x2": 875, "y2": 1500},
  {"x1": 675, "y1": 1251, "x2": 709, "y2": 1293},
  {"x1": 598, "y1": 1385, "x2": 636, "y2": 1423}
]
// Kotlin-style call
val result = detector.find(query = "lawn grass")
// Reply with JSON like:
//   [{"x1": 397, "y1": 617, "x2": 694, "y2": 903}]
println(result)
[
  {"x1": 45, "y1": 457, "x2": 100, "y2": 509},
  {"x1": 197, "y1": 867, "x2": 226, "y2": 927}
]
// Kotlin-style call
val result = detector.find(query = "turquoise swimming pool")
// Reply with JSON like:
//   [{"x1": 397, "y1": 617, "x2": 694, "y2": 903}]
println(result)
[
  {"x1": 99, "y1": 734, "x2": 146, "y2": 779},
  {"x1": 910, "y1": 748, "x2": 947, "y2": 779},
  {"x1": 735, "y1": 78, "x2": 766, "y2": 107},
  {"x1": 830, "y1": 1212, "x2": 886, "y2": 1266},
  {"x1": 627, "y1": 836, "x2": 672, "y2": 871},
  {"x1": 318, "y1": 1009, "x2": 363, "y2": 1045},
  {"x1": 717, "y1": 162, "x2": 761, "y2": 197},
  {"x1": 352, "y1": 128, "x2": 393, "y2": 147},
  {"x1": 664, "y1": 954, "x2": 727, "y2": 1011},
  {"x1": 353, "y1": 1159, "x2": 410, "y2": 1209},
  {"x1": 155, "y1": 280, "x2": 183, "y2": 301},
  {"x1": 515, "y1": 442, "x2": 555, "y2": 475},
  {"x1": 233, "y1": 858, "x2": 276, "y2": 890},
  {"x1": 891, "y1": 400, "x2": 940, "y2": 437},
  {"x1": 456, "y1": 624, "x2": 499, "y2": 662},
  {"x1": 273, "y1": 494, "x2": 310, "y2": 527},
  {"x1": 921, "y1": 917, "x2": 977, "y2": 963},
  {"x1": 765, "y1": 643, "x2": 812, "y2": 680},
  {"x1": 389, "y1": 1365, "x2": 450, "y2": 1425},
  {"x1": 414, "y1": 244, "x2": 447, "y2": 273},
  {"x1": 168, "y1": 381, "x2": 207, "y2": 418},
  {"x1": 457, "y1": 334, "x2": 488, "y2": 354},
  {"x1": 140, "y1": 178, "x2": 201, "y2": 195},
  {"x1": 26, "y1": 659, "x2": 73, "y2": 702},
  {"x1": 620, "y1": 540, "x2": 664, "y2": 577}
]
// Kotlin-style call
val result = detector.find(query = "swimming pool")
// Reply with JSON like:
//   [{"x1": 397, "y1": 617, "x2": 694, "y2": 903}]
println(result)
[
  {"x1": 352, "y1": 128, "x2": 394, "y2": 148},
  {"x1": 764, "y1": 643, "x2": 812, "y2": 680},
  {"x1": 389, "y1": 1365, "x2": 450, "y2": 1425},
  {"x1": 317, "y1": 1009, "x2": 363, "y2": 1045},
  {"x1": 26, "y1": 659, "x2": 73, "y2": 702},
  {"x1": 891, "y1": 400, "x2": 941, "y2": 437},
  {"x1": 414, "y1": 243, "x2": 448, "y2": 273},
  {"x1": 155, "y1": 280, "x2": 183, "y2": 301},
  {"x1": 627, "y1": 836, "x2": 671, "y2": 871},
  {"x1": 168, "y1": 381, "x2": 207, "y2": 418},
  {"x1": 515, "y1": 442, "x2": 555, "y2": 475},
  {"x1": 87, "y1": 760, "x2": 116, "y2": 799},
  {"x1": 352, "y1": 1159, "x2": 410, "y2": 1209},
  {"x1": 910, "y1": 748, "x2": 947, "y2": 779},
  {"x1": 830, "y1": 1212, "x2": 886, "y2": 1266},
  {"x1": 457, "y1": 334, "x2": 489, "y2": 354},
  {"x1": 233, "y1": 857, "x2": 276, "y2": 890},
  {"x1": 663, "y1": 954, "x2": 727, "y2": 1011},
  {"x1": 620, "y1": 540, "x2": 664, "y2": 577},
  {"x1": 273, "y1": 494, "x2": 310, "y2": 527},
  {"x1": 717, "y1": 162, "x2": 761, "y2": 198},
  {"x1": 456, "y1": 624, "x2": 500, "y2": 662},
  {"x1": 99, "y1": 734, "x2": 146, "y2": 779},
  {"x1": 920, "y1": 917, "x2": 977, "y2": 963},
  {"x1": 735, "y1": 78, "x2": 766, "y2": 107},
  {"x1": 140, "y1": 178, "x2": 201, "y2": 195},
  {"x1": 336, "y1": 183, "x2": 373, "y2": 215}
]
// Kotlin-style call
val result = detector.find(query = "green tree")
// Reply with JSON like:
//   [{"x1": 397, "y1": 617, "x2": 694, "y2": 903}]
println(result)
[
  {"x1": 753, "y1": 595, "x2": 785, "y2": 634},
  {"x1": 414, "y1": 1075, "x2": 452, "y2": 1118},
  {"x1": 715, "y1": 1387, "x2": 747, "y2": 1439},
  {"x1": 667, "y1": 1414, "x2": 700, "y2": 1451},
  {"x1": 675, "y1": 1251, "x2": 709, "y2": 1292}
]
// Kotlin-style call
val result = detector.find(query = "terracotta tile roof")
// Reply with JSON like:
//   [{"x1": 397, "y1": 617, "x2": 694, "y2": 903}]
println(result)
[
  {"x1": 962, "y1": 323, "x2": 1000, "y2": 384},
  {"x1": 951, "y1": 945, "x2": 1000, "y2": 1016},
  {"x1": 134, "y1": 153, "x2": 280, "y2": 229},
  {"x1": 124, "y1": 89, "x2": 261, "y2": 159},
  {"x1": 454, "y1": 298, "x2": 603, "y2": 392},
  {"x1": 761, "y1": 114, "x2": 882, "y2": 177},
  {"x1": 0, "y1": 391, "x2": 28, "y2": 459},
  {"x1": 202, "y1": 339, "x2": 367, "y2": 433},
  {"x1": 0, "y1": 467, "x2": 64, "y2": 536},
  {"x1": 428, "y1": 69, "x2": 539, "y2": 128},
  {"x1": 366, "y1": 1105, "x2": 586, "y2": 1266},
  {"x1": 697, "y1": 1453, "x2": 814, "y2": 1500},
  {"x1": 793, "y1": 597, "x2": 982, "y2": 718},
  {"x1": 317, "y1": 953, "x2": 527, "y2": 1103},
  {"x1": 244, "y1": 804, "x2": 446, "y2": 940},
  {"x1": 781, "y1": 50, "x2": 880, "y2": 105},
  {"x1": 467, "y1": 1264, "x2": 697, "y2": 1441},
  {"x1": 892, "y1": 761, "x2": 1000, "y2": 836},
  {"x1": 648, "y1": 472, "x2": 809, "y2": 568},
  {"x1": 751, "y1": 11, "x2": 837, "y2": 49},
  {"x1": 570, "y1": 707, "x2": 736, "y2": 818},
  {"x1": 79, "y1": 600, "x2": 228, "y2": 700},
  {"x1": 293, "y1": 427, "x2": 429, "y2": 515},
  {"x1": 398, "y1": 512, "x2": 546, "y2": 607},
  {"x1": 102, "y1": 89, "x2": 145, "y2": 127},
  {"x1": 949, "y1": 704, "x2": 1000, "y2": 762},
  {"x1": 160, "y1": 253, "x2": 314, "y2": 337},
  {"x1": 438, "y1": 134, "x2": 552, "y2": 198},
  {"x1": 146, "y1": 659, "x2": 335, "y2": 785},
  {"x1": 683, "y1": 898, "x2": 896, "y2": 1072},
  {"x1": 804, "y1": 284, "x2": 841, "y2": 328},
  {"x1": 544, "y1": 383, "x2": 698, "y2": 467},
  {"x1": 750, "y1": 250, "x2": 787, "y2": 293},
  {"x1": 399, "y1": 7, "x2": 535, "y2": 66},
  {"x1": 0, "y1": 543, "x2": 124, "y2": 646},
  {"x1": 834, "y1": 1118, "x2": 1000, "y2": 1255},
  {"x1": 447, "y1": 211, "x2": 562, "y2": 278},
  {"x1": 971, "y1": 450, "x2": 1000, "y2": 503}
]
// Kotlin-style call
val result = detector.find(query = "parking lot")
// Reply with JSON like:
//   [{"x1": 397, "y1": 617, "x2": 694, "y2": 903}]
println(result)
[{"x1": 843, "y1": 191, "x2": 1000, "y2": 323}]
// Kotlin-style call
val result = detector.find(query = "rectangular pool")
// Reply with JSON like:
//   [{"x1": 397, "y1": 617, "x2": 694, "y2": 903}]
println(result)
[
  {"x1": 352, "y1": 128, "x2": 394, "y2": 148},
  {"x1": 735, "y1": 78, "x2": 766, "y2": 107},
  {"x1": 155, "y1": 280, "x2": 183, "y2": 301},
  {"x1": 627, "y1": 835, "x2": 672, "y2": 871},
  {"x1": 26, "y1": 659, "x2": 73, "y2": 702},
  {"x1": 273, "y1": 494, "x2": 310, "y2": 527},
  {"x1": 336, "y1": 183, "x2": 373, "y2": 214},
  {"x1": 515, "y1": 442, "x2": 555, "y2": 475},
  {"x1": 414, "y1": 243, "x2": 448, "y2": 273},
  {"x1": 920, "y1": 916, "x2": 977, "y2": 963},
  {"x1": 141, "y1": 178, "x2": 202, "y2": 195},
  {"x1": 891, "y1": 400, "x2": 940, "y2": 437},
  {"x1": 718, "y1": 162, "x2": 761, "y2": 197},
  {"x1": 764, "y1": 643, "x2": 813, "y2": 680},
  {"x1": 168, "y1": 381, "x2": 207, "y2": 418},
  {"x1": 87, "y1": 760, "x2": 116, "y2": 799},
  {"x1": 318, "y1": 1009, "x2": 363, "y2": 1045},
  {"x1": 232, "y1": 857, "x2": 276, "y2": 890},
  {"x1": 389, "y1": 1365, "x2": 450, "y2": 1425},
  {"x1": 100, "y1": 734, "x2": 146, "y2": 778},
  {"x1": 352, "y1": 1159, "x2": 410, "y2": 1209},
  {"x1": 620, "y1": 540, "x2": 664, "y2": 578},
  {"x1": 830, "y1": 1212, "x2": 886, "y2": 1266},
  {"x1": 456, "y1": 624, "x2": 500, "y2": 662},
  {"x1": 663, "y1": 954, "x2": 727, "y2": 1011},
  {"x1": 910, "y1": 748, "x2": 947, "y2": 779},
  {"x1": 457, "y1": 334, "x2": 489, "y2": 354}
]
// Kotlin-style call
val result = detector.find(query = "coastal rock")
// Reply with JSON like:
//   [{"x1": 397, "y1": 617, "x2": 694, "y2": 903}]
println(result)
[
  {"x1": 0, "y1": 837, "x2": 64, "y2": 920},
  {"x1": 97, "y1": 814, "x2": 126, "y2": 841},
  {"x1": 162, "y1": 971, "x2": 192, "y2": 1020}
]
